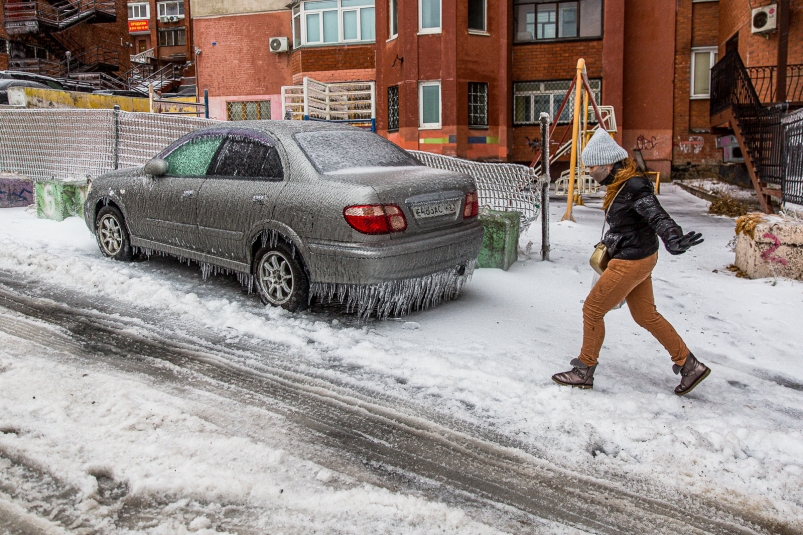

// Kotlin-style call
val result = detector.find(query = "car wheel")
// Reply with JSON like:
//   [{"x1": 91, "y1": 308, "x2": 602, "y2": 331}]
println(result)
[
  {"x1": 253, "y1": 243, "x2": 309, "y2": 312},
  {"x1": 95, "y1": 206, "x2": 134, "y2": 261}
]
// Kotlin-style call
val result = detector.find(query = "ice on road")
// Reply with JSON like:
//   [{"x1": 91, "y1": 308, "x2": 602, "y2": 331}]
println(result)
[{"x1": 0, "y1": 185, "x2": 801, "y2": 532}]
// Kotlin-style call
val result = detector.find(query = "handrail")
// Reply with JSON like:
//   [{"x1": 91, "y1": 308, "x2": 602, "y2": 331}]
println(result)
[
  {"x1": 3, "y1": 0, "x2": 115, "y2": 30},
  {"x1": 746, "y1": 64, "x2": 803, "y2": 104}
]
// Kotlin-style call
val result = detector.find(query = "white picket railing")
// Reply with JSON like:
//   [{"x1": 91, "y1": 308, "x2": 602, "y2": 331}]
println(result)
[{"x1": 281, "y1": 77, "x2": 375, "y2": 129}]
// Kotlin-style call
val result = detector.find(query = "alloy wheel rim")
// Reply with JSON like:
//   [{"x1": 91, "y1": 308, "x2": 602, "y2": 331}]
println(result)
[
  {"x1": 259, "y1": 252, "x2": 294, "y2": 305},
  {"x1": 99, "y1": 214, "x2": 123, "y2": 256}
]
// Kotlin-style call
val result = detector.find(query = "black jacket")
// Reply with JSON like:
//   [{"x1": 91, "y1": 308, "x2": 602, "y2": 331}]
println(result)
[{"x1": 601, "y1": 169, "x2": 682, "y2": 261}]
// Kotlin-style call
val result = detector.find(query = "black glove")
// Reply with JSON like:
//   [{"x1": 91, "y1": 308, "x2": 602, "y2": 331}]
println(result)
[{"x1": 665, "y1": 231, "x2": 704, "y2": 255}]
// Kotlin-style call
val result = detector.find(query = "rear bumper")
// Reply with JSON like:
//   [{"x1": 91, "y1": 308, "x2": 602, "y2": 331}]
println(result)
[{"x1": 306, "y1": 221, "x2": 484, "y2": 285}]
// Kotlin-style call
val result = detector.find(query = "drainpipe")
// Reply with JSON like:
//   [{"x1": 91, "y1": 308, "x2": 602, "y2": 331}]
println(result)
[{"x1": 776, "y1": 0, "x2": 789, "y2": 102}]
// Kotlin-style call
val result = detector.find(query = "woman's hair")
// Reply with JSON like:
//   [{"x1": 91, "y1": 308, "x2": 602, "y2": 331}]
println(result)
[{"x1": 602, "y1": 157, "x2": 639, "y2": 209}]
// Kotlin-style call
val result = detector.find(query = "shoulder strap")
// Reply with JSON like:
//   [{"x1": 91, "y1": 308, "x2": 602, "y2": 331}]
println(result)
[{"x1": 600, "y1": 179, "x2": 628, "y2": 242}]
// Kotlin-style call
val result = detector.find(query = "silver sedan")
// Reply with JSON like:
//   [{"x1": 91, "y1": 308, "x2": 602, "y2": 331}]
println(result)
[{"x1": 84, "y1": 121, "x2": 484, "y2": 317}]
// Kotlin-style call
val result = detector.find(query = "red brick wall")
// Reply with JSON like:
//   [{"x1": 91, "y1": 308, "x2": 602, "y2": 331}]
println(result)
[
  {"x1": 291, "y1": 44, "x2": 375, "y2": 76},
  {"x1": 513, "y1": 40, "x2": 604, "y2": 80},
  {"x1": 621, "y1": 0, "x2": 677, "y2": 177},
  {"x1": 672, "y1": 0, "x2": 721, "y2": 167},
  {"x1": 194, "y1": 11, "x2": 293, "y2": 97},
  {"x1": 0, "y1": 54, "x2": 7, "y2": 71},
  {"x1": 719, "y1": 0, "x2": 803, "y2": 67}
]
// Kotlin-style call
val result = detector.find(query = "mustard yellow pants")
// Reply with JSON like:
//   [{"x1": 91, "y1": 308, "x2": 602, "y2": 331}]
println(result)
[{"x1": 578, "y1": 252, "x2": 689, "y2": 367}]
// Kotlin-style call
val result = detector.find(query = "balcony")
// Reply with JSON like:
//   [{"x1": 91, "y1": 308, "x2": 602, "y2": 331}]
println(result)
[{"x1": 746, "y1": 64, "x2": 803, "y2": 106}]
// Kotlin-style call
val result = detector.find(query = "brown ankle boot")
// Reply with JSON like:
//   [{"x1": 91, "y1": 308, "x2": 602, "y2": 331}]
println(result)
[
  {"x1": 673, "y1": 353, "x2": 710, "y2": 396},
  {"x1": 552, "y1": 358, "x2": 596, "y2": 389}
]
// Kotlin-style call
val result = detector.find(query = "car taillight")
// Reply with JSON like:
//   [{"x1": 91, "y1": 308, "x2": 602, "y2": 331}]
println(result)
[
  {"x1": 344, "y1": 204, "x2": 408, "y2": 234},
  {"x1": 464, "y1": 191, "x2": 479, "y2": 218}
]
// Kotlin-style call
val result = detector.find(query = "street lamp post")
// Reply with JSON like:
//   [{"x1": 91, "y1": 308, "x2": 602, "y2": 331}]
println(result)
[{"x1": 65, "y1": 51, "x2": 71, "y2": 80}]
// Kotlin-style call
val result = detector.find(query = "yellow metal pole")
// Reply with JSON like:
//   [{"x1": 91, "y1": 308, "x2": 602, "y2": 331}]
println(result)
[
  {"x1": 574, "y1": 85, "x2": 590, "y2": 207},
  {"x1": 561, "y1": 58, "x2": 585, "y2": 222}
]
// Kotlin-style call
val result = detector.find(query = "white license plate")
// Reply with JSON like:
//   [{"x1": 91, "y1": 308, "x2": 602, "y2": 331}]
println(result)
[{"x1": 412, "y1": 200, "x2": 458, "y2": 219}]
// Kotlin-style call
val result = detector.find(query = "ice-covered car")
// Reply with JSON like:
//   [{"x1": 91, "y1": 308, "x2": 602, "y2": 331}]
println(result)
[{"x1": 84, "y1": 121, "x2": 484, "y2": 317}]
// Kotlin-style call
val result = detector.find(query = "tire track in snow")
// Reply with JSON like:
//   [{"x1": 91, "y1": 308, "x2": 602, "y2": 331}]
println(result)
[{"x1": 0, "y1": 280, "x2": 785, "y2": 535}]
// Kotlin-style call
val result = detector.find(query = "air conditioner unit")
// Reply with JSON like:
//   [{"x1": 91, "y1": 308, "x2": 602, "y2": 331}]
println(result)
[
  {"x1": 159, "y1": 16, "x2": 170, "y2": 23},
  {"x1": 168, "y1": 15, "x2": 178, "y2": 22},
  {"x1": 269, "y1": 36, "x2": 289, "y2": 53},
  {"x1": 723, "y1": 145, "x2": 744, "y2": 163},
  {"x1": 751, "y1": 4, "x2": 778, "y2": 34}
]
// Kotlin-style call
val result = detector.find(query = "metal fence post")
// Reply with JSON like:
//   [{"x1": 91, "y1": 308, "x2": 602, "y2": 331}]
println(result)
[
  {"x1": 539, "y1": 112, "x2": 551, "y2": 261},
  {"x1": 112, "y1": 105, "x2": 120, "y2": 171},
  {"x1": 204, "y1": 89, "x2": 209, "y2": 119}
]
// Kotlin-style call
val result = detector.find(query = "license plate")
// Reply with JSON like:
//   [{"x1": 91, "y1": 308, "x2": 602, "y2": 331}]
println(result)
[{"x1": 412, "y1": 200, "x2": 458, "y2": 219}]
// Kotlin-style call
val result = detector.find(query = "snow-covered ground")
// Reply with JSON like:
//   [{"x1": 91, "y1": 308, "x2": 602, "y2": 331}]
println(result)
[{"x1": 0, "y1": 185, "x2": 802, "y2": 532}]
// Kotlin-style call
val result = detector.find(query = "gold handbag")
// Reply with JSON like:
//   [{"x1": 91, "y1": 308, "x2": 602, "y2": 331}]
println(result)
[
  {"x1": 589, "y1": 184, "x2": 625, "y2": 275},
  {"x1": 589, "y1": 242, "x2": 609, "y2": 275}
]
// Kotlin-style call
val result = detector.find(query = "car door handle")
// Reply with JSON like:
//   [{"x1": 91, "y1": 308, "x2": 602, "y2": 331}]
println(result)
[
  {"x1": 182, "y1": 190, "x2": 196, "y2": 199},
  {"x1": 252, "y1": 195, "x2": 265, "y2": 205}
]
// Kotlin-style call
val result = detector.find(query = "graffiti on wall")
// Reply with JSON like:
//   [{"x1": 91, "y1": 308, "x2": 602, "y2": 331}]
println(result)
[
  {"x1": 636, "y1": 135, "x2": 659, "y2": 151},
  {"x1": 678, "y1": 136, "x2": 705, "y2": 155},
  {"x1": 0, "y1": 177, "x2": 34, "y2": 208}
]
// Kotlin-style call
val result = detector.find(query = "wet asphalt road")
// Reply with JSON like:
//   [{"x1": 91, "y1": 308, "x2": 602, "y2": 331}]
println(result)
[{"x1": 0, "y1": 271, "x2": 788, "y2": 535}]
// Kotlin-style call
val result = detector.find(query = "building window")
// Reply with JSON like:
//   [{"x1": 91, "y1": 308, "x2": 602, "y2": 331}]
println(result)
[
  {"x1": 514, "y1": 0, "x2": 602, "y2": 42},
  {"x1": 388, "y1": 85, "x2": 399, "y2": 131},
  {"x1": 389, "y1": 0, "x2": 398, "y2": 38},
  {"x1": 513, "y1": 79, "x2": 601, "y2": 125},
  {"x1": 157, "y1": 1, "x2": 184, "y2": 17},
  {"x1": 691, "y1": 47, "x2": 718, "y2": 99},
  {"x1": 419, "y1": 0, "x2": 441, "y2": 33},
  {"x1": 128, "y1": 3, "x2": 149, "y2": 19},
  {"x1": 292, "y1": 0, "x2": 376, "y2": 47},
  {"x1": 419, "y1": 81, "x2": 441, "y2": 129},
  {"x1": 227, "y1": 101, "x2": 272, "y2": 121},
  {"x1": 468, "y1": 82, "x2": 488, "y2": 127},
  {"x1": 468, "y1": 0, "x2": 486, "y2": 32},
  {"x1": 158, "y1": 27, "x2": 186, "y2": 46}
]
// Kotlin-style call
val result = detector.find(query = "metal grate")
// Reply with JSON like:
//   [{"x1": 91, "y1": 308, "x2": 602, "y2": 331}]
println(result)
[
  {"x1": 227, "y1": 101, "x2": 272, "y2": 121},
  {"x1": 468, "y1": 82, "x2": 488, "y2": 127},
  {"x1": 783, "y1": 108, "x2": 803, "y2": 205},
  {"x1": 514, "y1": 79, "x2": 600, "y2": 125},
  {"x1": 387, "y1": 85, "x2": 399, "y2": 131}
]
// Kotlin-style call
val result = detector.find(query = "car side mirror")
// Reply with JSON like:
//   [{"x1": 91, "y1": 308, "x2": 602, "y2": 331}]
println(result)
[{"x1": 144, "y1": 158, "x2": 168, "y2": 177}]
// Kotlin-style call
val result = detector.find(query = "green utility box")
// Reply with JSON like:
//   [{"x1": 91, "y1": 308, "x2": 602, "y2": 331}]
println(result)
[
  {"x1": 477, "y1": 208, "x2": 521, "y2": 271},
  {"x1": 35, "y1": 179, "x2": 88, "y2": 221}
]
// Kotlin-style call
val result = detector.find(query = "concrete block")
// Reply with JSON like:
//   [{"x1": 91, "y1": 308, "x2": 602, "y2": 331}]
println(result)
[
  {"x1": 477, "y1": 209, "x2": 520, "y2": 271},
  {"x1": 734, "y1": 215, "x2": 803, "y2": 280},
  {"x1": 35, "y1": 179, "x2": 88, "y2": 221},
  {"x1": 0, "y1": 173, "x2": 34, "y2": 208}
]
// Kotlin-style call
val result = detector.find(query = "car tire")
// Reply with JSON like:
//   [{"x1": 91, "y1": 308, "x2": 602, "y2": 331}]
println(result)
[
  {"x1": 253, "y1": 243, "x2": 309, "y2": 312},
  {"x1": 95, "y1": 205, "x2": 134, "y2": 261}
]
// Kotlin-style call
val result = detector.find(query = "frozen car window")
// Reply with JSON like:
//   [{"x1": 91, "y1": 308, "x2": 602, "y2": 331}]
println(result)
[
  {"x1": 208, "y1": 137, "x2": 284, "y2": 180},
  {"x1": 165, "y1": 135, "x2": 224, "y2": 176},
  {"x1": 294, "y1": 130, "x2": 422, "y2": 174}
]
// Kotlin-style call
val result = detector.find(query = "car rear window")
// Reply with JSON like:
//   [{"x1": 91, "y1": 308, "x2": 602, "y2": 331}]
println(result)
[{"x1": 294, "y1": 130, "x2": 422, "y2": 174}]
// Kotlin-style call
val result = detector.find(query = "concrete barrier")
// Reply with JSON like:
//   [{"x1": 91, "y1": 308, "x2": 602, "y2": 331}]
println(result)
[
  {"x1": 734, "y1": 213, "x2": 803, "y2": 280},
  {"x1": 477, "y1": 209, "x2": 520, "y2": 271},
  {"x1": 35, "y1": 179, "x2": 88, "y2": 221},
  {"x1": 0, "y1": 173, "x2": 33, "y2": 207}
]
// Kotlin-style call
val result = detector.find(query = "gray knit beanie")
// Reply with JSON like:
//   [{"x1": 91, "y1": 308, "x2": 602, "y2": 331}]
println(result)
[{"x1": 581, "y1": 128, "x2": 629, "y2": 166}]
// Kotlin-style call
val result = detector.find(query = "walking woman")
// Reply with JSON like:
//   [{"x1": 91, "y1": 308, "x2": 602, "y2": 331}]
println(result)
[{"x1": 552, "y1": 129, "x2": 710, "y2": 396}]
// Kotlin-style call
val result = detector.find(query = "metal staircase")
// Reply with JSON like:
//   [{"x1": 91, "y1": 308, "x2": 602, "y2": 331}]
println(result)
[
  {"x1": 711, "y1": 50, "x2": 789, "y2": 214},
  {"x1": 3, "y1": 0, "x2": 115, "y2": 34}
]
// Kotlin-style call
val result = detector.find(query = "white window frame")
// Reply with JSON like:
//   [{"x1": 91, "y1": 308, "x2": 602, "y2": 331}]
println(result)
[
  {"x1": 292, "y1": 0, "x2": 376, "y2": 47},
  {"x1": 419, "y1": 81, "x2": 442, "y2": 129},
  {"x1": 157, "y1": 1, "x2": 185, "y2": 18},
  {"x1": 128, "y1": 3, "x2": 149, "y2": 20},
  {"x1": 468, "y1": 0, "x2": 487, "y2": 34},
  {"x1": 389, "y1": 0, "x2": 398, "y2": 39},
  {"x1": 418, "y1": 0, "x2": 442, "y2": 34},
  {"x1": 690, "y1": 47, "x2": 718, "y2": 99}
]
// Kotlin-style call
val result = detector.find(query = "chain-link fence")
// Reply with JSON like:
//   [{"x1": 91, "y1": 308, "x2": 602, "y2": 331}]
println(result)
[
  {"x1": 409, "y1": 150, "x2": 545, "y2": 231},
  {"x1": 0, "y1": 108, "x2": 216, "y2": 181},
  {"x1": 0, "y1": 109, "x2": 546, "y2": 232}
]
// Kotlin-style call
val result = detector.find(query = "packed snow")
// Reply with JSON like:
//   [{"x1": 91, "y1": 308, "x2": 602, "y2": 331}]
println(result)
[{"x1": 0, "y1": 185, "x2": 802, "y2": 531}]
